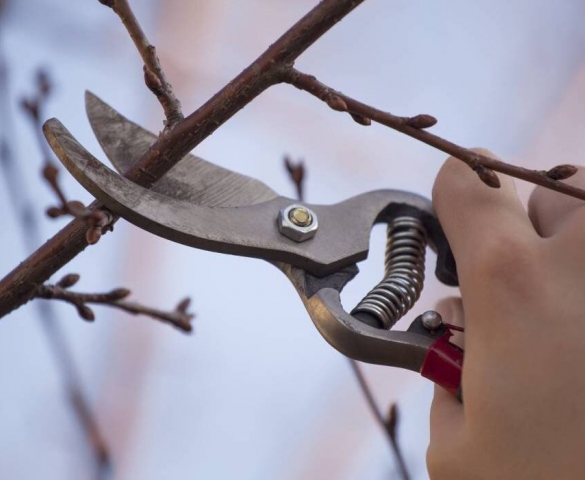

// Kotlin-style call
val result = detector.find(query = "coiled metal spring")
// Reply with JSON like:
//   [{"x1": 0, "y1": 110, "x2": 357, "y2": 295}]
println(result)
[{"x1": 351, "y1": 216, "x2": 427, "y2": 329}]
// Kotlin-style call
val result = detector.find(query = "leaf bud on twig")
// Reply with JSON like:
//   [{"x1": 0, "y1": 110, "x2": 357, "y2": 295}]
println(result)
[
  {"x1": 42, "y1": 163, "x2": 59, "y2": 183},
  {"x1": 326, "y1": 95, "x2": 348, "y2": 112},
  {"x1": 407, "y1": 114, "x2": 437, "y2": 129},
  {"x1": 86, "y1": 227, "x2": 102, "y2": 245},
  {"x1": 77, "y1": 304, "x2": 95, "y2": 322},
  {"x1": 385, "y1": 403, "x2": 399, "y2": 440},
  {"x1": 546, "y1": 164, "x2": 578, "y2": 181},
  {"x1": 20, "y1": 98, "x2": 40, "y2": 121},
  {"x1": 57, "y1": 273, "x2": 81, "y2": 289},
  {"x1": 176, "y1": 297, "x2": 192, "y2": 313},
  {"x1": 107, "y1": 288, "x2": 131, "y2": 301},
  {"x1": 46, "y1": 206, "x2": 64, "y2": 218},
  {"x1": 144, "y1": 67, "x2": 164, "y2": 96},
  {"x1": 474, "y1": 165, "x2": 501, "y2": 188},
  {"x1": 350, "y1": 113, "x2": 371, "y2": 126}
]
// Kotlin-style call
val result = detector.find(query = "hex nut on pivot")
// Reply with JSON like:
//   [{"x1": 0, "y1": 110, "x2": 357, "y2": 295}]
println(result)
[{"x1": 277, "y1": 204, "x2": 319, "y2": 242}]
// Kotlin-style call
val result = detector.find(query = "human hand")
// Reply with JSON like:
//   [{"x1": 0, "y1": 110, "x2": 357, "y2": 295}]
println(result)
[{"x1": 427, "y1": 149, "x2": 585, "y2": 479}]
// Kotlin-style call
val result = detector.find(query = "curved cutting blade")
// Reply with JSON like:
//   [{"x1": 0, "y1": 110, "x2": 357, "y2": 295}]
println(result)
[
  {"x1": 85, "y1": 91, "x2": 277, "y2": 207},
  {"x1": 44, "y1": 117, "x2": 450, "y2": 276}
]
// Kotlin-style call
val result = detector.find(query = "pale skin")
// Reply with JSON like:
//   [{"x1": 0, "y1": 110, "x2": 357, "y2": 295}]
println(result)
[{"x1": 428, "y1": 149, "x2": 585, "y2": 479}]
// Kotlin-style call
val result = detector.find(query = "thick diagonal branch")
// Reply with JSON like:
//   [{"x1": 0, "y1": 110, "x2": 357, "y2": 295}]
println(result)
[
  {"x1": 0, "y1": 0, "x2": 365, "y2": 319},
  {"x1": 282, "y1": 68, "x2": 585, "y2": 200}
]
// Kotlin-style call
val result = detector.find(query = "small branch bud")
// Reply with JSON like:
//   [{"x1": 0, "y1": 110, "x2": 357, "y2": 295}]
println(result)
[
  {"x1": 86, "y1": 228, "x2": 102, "y2": 245},
  {"x1": 350, "y1": 113, "x2": 371, "y2": 126},
  {"x1": 42, "y1": 163, "x2": 59, "y2": 183},
  {"x1": 98, "y1": 0, "x2": 114, "y2": 8},
  {"x1": 176, "y1": 297, "x2": 191, "y2": 313},
  {"x1": 107, "y1": 288, "x2": 131, "y2": 301},
  {"x1": 474, "y1": 165, "x2": 501, "y2": 188},
  {"x1": 46, "y1": 206, "x2": 64, "y2": 218},
  {"x1": 20, "y1": 98, "x2": 40, "y2": 121},
  {"x1": 326, "y1": 95, "x2": 348, "y2": 112},
  {"x1": 57, "y1": 273, "x2": 80, "y2": 289},
  {"x1": 284, "y1": 155, "x2": 306, "y2": 201},
  {"x1": 385, "y1": 403, "x2": 398, "y2": 440},
  {"x1": 407, "y1": 114, "x2": 437, "y2": 129},
  {"x1": 144, "y1": 66, "x2": 164, "y2": 96},
  {"x1": 546, "y1": 164, "x2": 578, "y2": 181},
  {"x1": 77, "y1": 304, "x2": 95, "y2": 322}
]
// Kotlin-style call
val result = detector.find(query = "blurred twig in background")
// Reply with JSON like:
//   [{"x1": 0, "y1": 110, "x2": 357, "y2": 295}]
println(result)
[
  {"x1": 0, "y1": 55, "x2": 112, "y2": 479},
  {"x1": 20, "y1": 71, "x2": 115, "y2": 245},
  {"x1": 283, "y1": 156, "x2": 410, "y2": 480}
]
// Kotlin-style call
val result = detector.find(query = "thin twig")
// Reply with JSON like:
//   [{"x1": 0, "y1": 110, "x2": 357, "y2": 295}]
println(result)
[
  {"x1": 20, "y1": 76, "x2": 115, "y2": 244},
  {"x1": 35, "y1": 274, "x2": 194, "y2": 333},
  {"x1": 0, "y1": 63, "x2": 111, "y2": 477},
  {"x1": 0, "y1": 0, "x2": 365, "y2": 319},
  {"x1": 281, "y1": 68, "x2": 584, "y2": 199},
  {"x1": 348, "y1": 360, "x2": 411, "y2": 480},
  {"x1": 283, "y1": 155, "x2": 306, "y2": 201},
  {"x1": 99, "y1": 0, "x2": 183, "y2": 129}
]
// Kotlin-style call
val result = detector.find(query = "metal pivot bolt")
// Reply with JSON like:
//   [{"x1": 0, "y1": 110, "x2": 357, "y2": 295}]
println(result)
[
  {"x1": 277, "y1": 204, "x2": 319, "y2": 242},
  {"x1": 421, "y1": 310, "x2": 443, "y2": 331}
]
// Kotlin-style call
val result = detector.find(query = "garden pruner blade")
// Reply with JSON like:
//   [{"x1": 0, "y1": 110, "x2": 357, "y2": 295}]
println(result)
[{"x1": 43, "y1": 95, "x2": 463, "y2": 398}]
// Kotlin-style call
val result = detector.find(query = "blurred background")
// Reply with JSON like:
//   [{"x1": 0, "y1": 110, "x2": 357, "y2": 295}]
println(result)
[{"x1": 1, "y1": 0, "x2": 585, "y2": 478}]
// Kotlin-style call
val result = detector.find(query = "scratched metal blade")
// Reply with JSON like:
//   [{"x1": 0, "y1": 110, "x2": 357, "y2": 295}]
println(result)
[
  {"x1": 85, "y1": 91, "x2": 277, "y2": 206},
  {"x1": 43, "y1": 117, "x2": 387, "y2": 274}
]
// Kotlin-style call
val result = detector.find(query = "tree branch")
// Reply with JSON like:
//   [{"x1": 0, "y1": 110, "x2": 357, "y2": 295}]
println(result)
[
  {"x1": 0, "y1": 65, "x2": 111, "y2": 476},
  {"x1": 20, "y1": 77, "x2": 115, "y2": 244},
  {"x1": 99, "y1": 0, "x2": 183, "y2": 129},
  {"x1": 0, "y1": 0, "x2": 365, "y2": 319},
  {"x1": 282, "y1": 68, "x2": 584, "y2": 198},
  {"x1": 36, "y1": 274, "x2": 194, "y2": 332}
]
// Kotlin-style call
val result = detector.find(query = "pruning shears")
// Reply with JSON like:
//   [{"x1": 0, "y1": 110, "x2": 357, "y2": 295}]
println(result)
[{"x1": 44, "y1": 93, "x2": 464, "y2": 398}]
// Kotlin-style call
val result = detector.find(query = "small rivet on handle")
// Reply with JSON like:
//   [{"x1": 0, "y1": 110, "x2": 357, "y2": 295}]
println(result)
[{"x1": 421, "y1": 310, "x2": 443, "y2": 331}]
